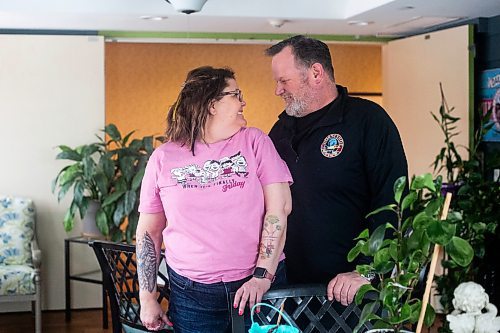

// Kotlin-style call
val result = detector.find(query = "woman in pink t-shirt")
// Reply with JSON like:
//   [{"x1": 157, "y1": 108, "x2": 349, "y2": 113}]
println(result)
[{"x1": 136, "y1": 66, "x2": 292, "y2": 332}]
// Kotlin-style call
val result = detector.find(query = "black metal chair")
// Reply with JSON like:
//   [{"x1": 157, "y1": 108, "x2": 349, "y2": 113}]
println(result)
[
  {"x1": 231, "y1": 284, "x2": 377, "y2": 333},
  {"x1": 89, "y1": 240, "x2": 172, "y2": 333}
]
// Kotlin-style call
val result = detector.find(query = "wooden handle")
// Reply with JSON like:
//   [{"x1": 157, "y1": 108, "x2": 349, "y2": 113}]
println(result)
[
  {"x1": 276, "y1": 302, "x2": 285, "y2": 326},
  {"x1": 415, "y1": 192, "x2": 452, "y2": 333}
]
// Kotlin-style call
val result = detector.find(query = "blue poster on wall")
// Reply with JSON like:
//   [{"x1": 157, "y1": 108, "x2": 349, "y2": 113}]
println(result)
[{"x1": 480, "y1": 68, "x2": 500, "y2": 142}]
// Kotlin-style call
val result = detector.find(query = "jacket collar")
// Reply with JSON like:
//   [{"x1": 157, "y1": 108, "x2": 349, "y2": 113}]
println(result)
[{"x1": 277, "y1": 84, "x2": 349, "y2": 132}]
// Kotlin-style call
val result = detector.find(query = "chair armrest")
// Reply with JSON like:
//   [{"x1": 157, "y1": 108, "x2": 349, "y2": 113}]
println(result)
[{"x1": 31, "y1": 239, "x2": 42, "y2": 268}]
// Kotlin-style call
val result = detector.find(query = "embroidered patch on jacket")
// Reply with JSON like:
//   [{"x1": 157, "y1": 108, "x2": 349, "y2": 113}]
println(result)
[{"x1": 320, "y1": 134, "x2": 344, "y2": 158}]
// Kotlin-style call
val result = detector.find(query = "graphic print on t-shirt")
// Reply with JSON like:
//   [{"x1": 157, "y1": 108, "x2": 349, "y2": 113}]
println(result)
[{"x1": 170, "y1": 151, "x2": 249, "y2": 191}]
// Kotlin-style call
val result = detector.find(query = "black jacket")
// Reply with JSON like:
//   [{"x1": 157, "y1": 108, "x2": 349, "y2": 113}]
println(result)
[{"x1": 269, "y1": 85, "x2": 408, "y2": 284}]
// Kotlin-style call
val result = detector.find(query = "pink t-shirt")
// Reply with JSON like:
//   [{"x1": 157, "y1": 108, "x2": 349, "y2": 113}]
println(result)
[{"x1": 138, "y1": 127, "x2": 292, "y2": 283}]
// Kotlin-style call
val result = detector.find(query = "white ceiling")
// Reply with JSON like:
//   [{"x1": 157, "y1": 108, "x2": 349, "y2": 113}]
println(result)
[{"x1": 1, "y1": 0, "x2": 499, "y2": 40}]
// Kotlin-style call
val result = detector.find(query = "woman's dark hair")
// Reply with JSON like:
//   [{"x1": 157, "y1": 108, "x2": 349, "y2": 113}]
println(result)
[
  {"x1": 165, "y1": 66, "x2": 235, "y2": 155},
  {"x1": 265, "y1": 35, "x2": 335, "y2": 81}
]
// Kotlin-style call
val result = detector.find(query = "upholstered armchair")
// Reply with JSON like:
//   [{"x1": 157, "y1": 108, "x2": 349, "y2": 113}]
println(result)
[{"x1": 0, "y1": 195, "x2": 42, "y2": 333}]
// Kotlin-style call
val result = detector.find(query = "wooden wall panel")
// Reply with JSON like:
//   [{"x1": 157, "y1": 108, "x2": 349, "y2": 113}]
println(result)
[{"x1": 105, "y1": 42, "x2": 381, "y2": 138}]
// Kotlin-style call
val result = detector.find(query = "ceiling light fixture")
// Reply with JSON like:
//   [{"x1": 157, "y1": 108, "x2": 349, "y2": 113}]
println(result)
[
  {"x1": 268, "y1": 19, "x2": 287, "y2": 28},
  {"x1": 347, "y1": 20, "x2": 373, "y2": 26},
  {"x1": 140, "y1": 15, "x2": 168, "y2": 21},
  {"x1": 165, "y1": 0, "x2": 208, "y2": 14}
]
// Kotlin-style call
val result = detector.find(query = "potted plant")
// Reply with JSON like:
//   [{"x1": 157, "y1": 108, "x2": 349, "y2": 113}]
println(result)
[
  {"x1": 52, "y1": 124, "x2": 162, "y2": 243},
  {"x1": 348, "y1": 173, "x2": 474, "y2": 333},
  {"x1": 434, "y1": 107, "x2": 500, "y2": 327}
]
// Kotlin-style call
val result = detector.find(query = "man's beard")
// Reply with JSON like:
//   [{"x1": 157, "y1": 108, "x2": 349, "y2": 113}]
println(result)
[
  {"x1": 284, "y1": 80, "x2": 313, "y2": 118},
  {"x1": 285, "y1": 95, "x2": 308, "y2": 118}
]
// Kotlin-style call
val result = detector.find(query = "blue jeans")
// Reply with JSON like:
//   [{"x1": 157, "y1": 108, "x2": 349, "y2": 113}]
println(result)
[{"x1": 167, "y1": 261, "x2": 287, "y2": 333}]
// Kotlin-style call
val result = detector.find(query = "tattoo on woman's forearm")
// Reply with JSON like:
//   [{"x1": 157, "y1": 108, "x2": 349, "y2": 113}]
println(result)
[
  {"x1": 137, "y1": 231, "x2": 157, "y2": 293},
  {"x1": 259, "y1": 215, "x2": 281, "y2": 259}
]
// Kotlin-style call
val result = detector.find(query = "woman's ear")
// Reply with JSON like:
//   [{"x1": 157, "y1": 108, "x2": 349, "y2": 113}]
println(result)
[{"x1": 209, "y1": 100, "x2": 217, "y2": 115}]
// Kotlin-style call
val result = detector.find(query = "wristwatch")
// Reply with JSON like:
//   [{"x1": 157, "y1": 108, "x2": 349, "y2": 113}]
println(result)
[
  {"x1": 253, "y1": 267, "x2": 276, "y2": 283},
  {"x1": 360, "y1": 271, "x2": 376, "y2": 282}
]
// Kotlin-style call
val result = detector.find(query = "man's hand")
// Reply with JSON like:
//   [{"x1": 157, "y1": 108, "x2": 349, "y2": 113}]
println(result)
[
  {"x1": 327, "y1": 271, "x2": 370, "y2": 306},
  {"x1": 139, "y1": 297, "x2": 173, "y2": 331},
  {"x1": 233, "y1": 278, "x2": 271, "y2": 316}
]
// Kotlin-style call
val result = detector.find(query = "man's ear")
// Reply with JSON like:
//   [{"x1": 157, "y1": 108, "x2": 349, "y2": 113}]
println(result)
[{"x1": 311, "y1": 63, "x2": 324, "y2": 82}]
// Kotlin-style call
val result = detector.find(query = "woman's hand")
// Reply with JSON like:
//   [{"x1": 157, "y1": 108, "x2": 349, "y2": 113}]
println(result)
[
  {"x1": 233, "y1": 277, "x2": 271, "y2": 316},
  {"x1": 140, "y1": 297, "x2": 172, "y2": 331}
]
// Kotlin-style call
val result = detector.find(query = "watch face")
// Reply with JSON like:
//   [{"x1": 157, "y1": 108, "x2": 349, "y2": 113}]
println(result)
[{"x1": 253, "y1": 267, "x2": 267, "y2": 278}]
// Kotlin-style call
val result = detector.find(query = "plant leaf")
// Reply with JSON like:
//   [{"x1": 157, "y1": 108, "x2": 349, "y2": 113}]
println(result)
[
  {"x1": 131, "y1": 167, "x2": 145, "y2": 191},
  {"x1": 347, "y1": 241, "x2": 364, "y2": 262},
  {"x1": 373, "y1": 248, "x2": 395, "y2": 274},
  {"x1": 366, "y1": 204, "x2": 397, "y2": 218},
  {"x1": 393, "y1": 176, "x2": 407, "y2": 204},
  {"x1": 56, "y1": 148, "x2": 82, "y2": 161},
  {"x1": 119, "y1": 156, "x2": 136, "y2": 183},
  {"x1": 427, "y1": 220, "x2": 455, "y2": 245},
  {"x1": 424, "y1": 303, "x2": 436, "y2": 327},
  {"x1": 105, "y1": 123, "x2": 121, "y2": 141},
  {"x1": 102, "y1": 190, "x2": 126, "y2": 207},
  {"x1": 411, "y1": 173, "x2": 436, "y2": 191},
  {"x1": 95, "y1": 208, "x2": 109, "y2": 236},
  {"x1": 354, "y1": 284, "x2": 378, "y2": 305},
  {"x1": 445, "y1": 236, "x2": 473, "y2": 267},
  {"x1": 122, "y1": 190, "x2": 137, "y2": 217},
  {"x1": 368, "y1": 224, "x2": 387, "y2": 254},
  {"x1": 401, "y1": 191, "x2": 417, "y2": 211},
  {"x1": 353, "y1": 301, "x2": 380, "y2": 333}
]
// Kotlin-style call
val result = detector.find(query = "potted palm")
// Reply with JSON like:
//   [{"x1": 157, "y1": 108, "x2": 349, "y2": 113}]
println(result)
[
  {"x1": 348, "y1": 173, "x2": 474, "y2": 333},
  {"x1": 52, "y1": 124, "x2": 161, "y2": 243}
]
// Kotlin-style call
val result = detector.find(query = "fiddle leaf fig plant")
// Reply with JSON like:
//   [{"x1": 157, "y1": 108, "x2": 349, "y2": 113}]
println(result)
[
  {"x1": 348, "y1": 173, "x2": 474, "y2": 333},
  {"x1": 52, "y1": 124, "x2": 162, "y2": 243}
]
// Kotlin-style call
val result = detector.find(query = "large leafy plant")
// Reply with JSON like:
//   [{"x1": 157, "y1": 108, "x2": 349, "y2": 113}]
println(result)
[
  {"x1": 435, "y1": 107, "x2": 499, "y2": 327},
  {"x1": 348, "y1": 173, "x2": 474, "y2": 333},
  {"x1": 52, "y1": 124, "x2": 160, "y2": 243}
]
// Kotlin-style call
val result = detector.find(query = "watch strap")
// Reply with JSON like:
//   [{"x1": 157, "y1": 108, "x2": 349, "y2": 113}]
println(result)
[{"x1": 253, "y1": 267, "x2": 275, "y2": 283}]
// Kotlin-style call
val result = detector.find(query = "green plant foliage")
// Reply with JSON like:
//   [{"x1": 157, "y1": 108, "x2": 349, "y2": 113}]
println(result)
[
  {"x1": 431, "y1": 83, "x2": 463, "y2": 184},
  {"x1": 52, "y1": 124, "x2": 163, "y2": 243},
  {"x1": 349, "y1": 173, "x2": 474, "y2": 333},
  {"x1": 434, "y1": 107, "x2": 499, "y2": 331}
]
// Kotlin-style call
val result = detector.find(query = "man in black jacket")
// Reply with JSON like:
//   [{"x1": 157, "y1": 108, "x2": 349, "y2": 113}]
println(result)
[{"x1": 266, "y1": 35, "x2": 408, "y2": 306}]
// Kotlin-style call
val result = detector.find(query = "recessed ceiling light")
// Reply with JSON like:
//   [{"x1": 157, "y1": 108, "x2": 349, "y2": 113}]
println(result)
[
  {"x1": 140, "y1": 16, "x2": 168, "y2": 21},
  {"x1": 400, "y1": 6, "x2": 415, "y2": 10},
  {"x1": 347, "y1": 20, "x2": 373, "y2": 26}
]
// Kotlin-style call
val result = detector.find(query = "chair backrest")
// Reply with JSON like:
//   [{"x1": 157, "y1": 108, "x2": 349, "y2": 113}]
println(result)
[
  {"x1": 0, "y1": 196, "x2": 35, "y2": 266},
  {"x1": 89, "y1": 240, "x2": 171, "y2": 333},
  {"x1": 231, "y1": 284, "x2": 378, "y2": 333}
]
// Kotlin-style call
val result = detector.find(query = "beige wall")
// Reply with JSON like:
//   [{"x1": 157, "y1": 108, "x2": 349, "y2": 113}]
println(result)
[
  {"x1": 382, "y1": 25, "x2": 471, "y2": 178},
  {"x1": 0, "y1": 35, "x2": 105, "y2": 311}
]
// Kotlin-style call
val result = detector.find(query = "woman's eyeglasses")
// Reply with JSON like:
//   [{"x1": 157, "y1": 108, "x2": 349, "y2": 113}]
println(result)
[{"x1": 219, "y1": 89, "x2": 244, "y2": 102}]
